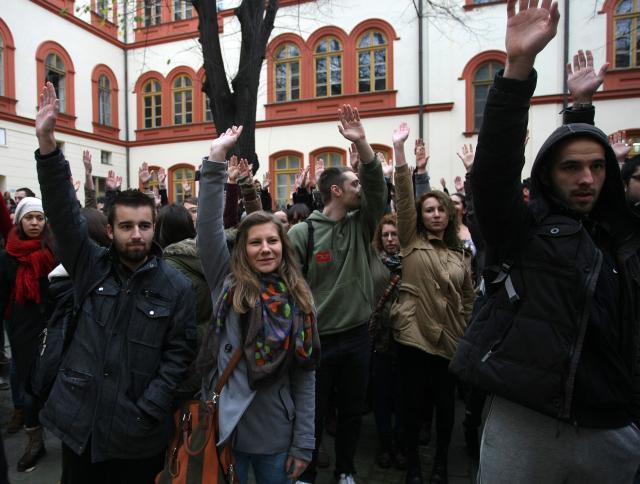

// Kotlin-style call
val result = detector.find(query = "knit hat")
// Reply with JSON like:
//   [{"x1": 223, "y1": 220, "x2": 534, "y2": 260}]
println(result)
[{"x1": 14, "y1": 197, "x2": 44, "y2": 224}]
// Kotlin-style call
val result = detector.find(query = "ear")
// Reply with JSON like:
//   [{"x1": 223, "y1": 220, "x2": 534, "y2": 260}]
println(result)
[
  {"x1": 107, "y1": 224, "x2": 114, "y2": 240},
  {"x1": 330, "y1": 184, "x2": 342, "y2": 199}
]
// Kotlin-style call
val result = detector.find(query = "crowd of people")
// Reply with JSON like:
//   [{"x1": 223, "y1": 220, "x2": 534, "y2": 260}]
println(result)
[{"x1": 1, "y1": 1, "x2": 640, "y2": 484}]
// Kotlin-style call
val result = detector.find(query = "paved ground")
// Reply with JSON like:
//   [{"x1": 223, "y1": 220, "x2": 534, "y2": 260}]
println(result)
[{"x1": 0, "y1": 346, "x2": 479, "y2": 484}]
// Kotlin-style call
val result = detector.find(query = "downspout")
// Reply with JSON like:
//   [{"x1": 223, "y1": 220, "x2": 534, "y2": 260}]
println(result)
[
  {"x1": 562, "y1": 0, "x2": 570, "y2": 111},
  {"x1": 123, "y1": 0, "x2": 131, "y2": 188},
  {"x1": 418, "y1": 0, "x2": 424, "y2": 138}
]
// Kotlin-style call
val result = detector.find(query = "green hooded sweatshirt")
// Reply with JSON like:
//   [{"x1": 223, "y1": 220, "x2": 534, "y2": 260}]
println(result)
[{"x1": 287, "y1": 158, "x2": 387, "y2": 335}]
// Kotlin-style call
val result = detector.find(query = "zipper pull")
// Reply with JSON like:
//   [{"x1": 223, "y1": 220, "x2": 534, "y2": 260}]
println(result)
[{"x1": 481, "y1": 349, "x2": 493, "y2": 362}]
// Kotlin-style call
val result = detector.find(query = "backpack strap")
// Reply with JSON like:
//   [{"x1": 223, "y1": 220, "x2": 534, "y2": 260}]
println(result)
[{"x1": 302, "y1": 219, "x2": 314, "y2": 277}]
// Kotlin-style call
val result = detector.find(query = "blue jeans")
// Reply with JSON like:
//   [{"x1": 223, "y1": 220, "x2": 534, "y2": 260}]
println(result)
[{"x1": 232, "y1": 450, "x2": 290, "y2": 484}]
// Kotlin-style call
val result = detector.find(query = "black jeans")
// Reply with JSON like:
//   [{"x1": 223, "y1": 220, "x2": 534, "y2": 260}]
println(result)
[
  {"x1": 61, "y1": 443, "x2": 164, "y2": 484},
  {"x1": 399, "y1": 344, "x2": 456, "y2": 467},
  {"x1": 299, "y1": 324, "x2": 371, "y2": 482},
  {"x1": 371, "y1": 349, "x2": 404, "y2": 445}
]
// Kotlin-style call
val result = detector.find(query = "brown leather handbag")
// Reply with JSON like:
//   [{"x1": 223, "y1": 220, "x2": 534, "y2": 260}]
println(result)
[{"x1": 156, "y1": 348, "x2": 244, "y2": 484}]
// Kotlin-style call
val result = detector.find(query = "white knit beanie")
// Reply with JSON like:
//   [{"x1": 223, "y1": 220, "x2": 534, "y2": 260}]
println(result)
[{"x1": 14, "y1": 197, "x2": 44, "y2": 224}]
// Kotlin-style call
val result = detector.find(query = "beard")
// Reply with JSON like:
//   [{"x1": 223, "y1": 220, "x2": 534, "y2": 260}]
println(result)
[{"x1": 114, "y1": 239, "x2": 151, "y2": 265}]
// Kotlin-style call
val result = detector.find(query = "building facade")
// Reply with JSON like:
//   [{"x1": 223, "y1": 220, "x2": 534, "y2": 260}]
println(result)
[{"x1": 1, "y1": 0, "x2": 639, "y2": 208}]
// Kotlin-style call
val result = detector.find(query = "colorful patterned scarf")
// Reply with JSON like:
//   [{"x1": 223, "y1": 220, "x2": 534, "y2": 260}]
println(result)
[{"x1": 213, "y1": 273, "x2": 320, "y2": 389}]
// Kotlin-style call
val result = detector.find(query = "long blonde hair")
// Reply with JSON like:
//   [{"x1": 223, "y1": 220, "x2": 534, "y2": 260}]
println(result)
[{"x1": 228, "y1": 211, "x2": 314, "y2": 314}]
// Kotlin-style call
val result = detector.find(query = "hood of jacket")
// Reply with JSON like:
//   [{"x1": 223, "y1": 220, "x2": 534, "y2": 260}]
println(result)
[
  {"x1": 162, "y1": 238, "x2": 203, "y2": 275},
  {"x1": 529, "y1": 123, "x2": 629, "y2": 233}
]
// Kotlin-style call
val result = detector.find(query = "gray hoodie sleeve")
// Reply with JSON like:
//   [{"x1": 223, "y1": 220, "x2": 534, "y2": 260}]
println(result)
[{"x1": 196, "y1": 158, "x2": 229, "y2": 305}]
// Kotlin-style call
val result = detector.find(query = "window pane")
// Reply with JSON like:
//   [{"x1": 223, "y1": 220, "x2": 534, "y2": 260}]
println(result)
[
  {"x1": 374, "y1": 78, "x2": 386, "y2": 91},
  {"x1": 331, "y1": 83, "x2": 342, "y2": 95},
  {"x1": 616, "y1": 19, "x2": 632, "y2": 67},
  {"x1": 316, "y1": 85, "x2": 327, "y2": 97},
  {"x1": 289, "y1": 157, "x2": 300, "y2": 169},
  {"x1": 359, "y1": 51, "x2": 371, "y2": 66},
  {"x1": 290, "y1": 61, "x2": 299, "y2": 75},
  {"x1": 276, "y1": 158, "x2": 287, "y2": 170},
  {"x1": 316, "y1": 40, "x2": 327, "y2": 54},
  {"x1": 359, "y1": 65, "x2": 370, "y2": 80},
  {"x1": 358, "y1": 33, "x2": 371, "y2": 48},
  {"x1": 373, "y1": 32, "x2": 386, "y2": 45},
  {"x1": 330, "y1": 39, "x2": 341, "y2": 51},
  {"x1": 474, "y1": 64, "x2": 490, "y2": 81},
  {"x1": 616, "y1": 0, "x2": 633, "y2": 14}
]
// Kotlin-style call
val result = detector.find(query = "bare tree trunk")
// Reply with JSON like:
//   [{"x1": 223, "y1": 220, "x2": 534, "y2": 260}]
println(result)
[{"x1": 192, "y1": 0, "x2": 278, "y2": 172}]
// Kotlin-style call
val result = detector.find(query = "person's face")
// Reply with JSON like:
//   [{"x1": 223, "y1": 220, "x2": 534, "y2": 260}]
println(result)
[
  {"x1": 246, "y1": 222, "x2": 282, "y2": 274},
  {"x1": 97, "y1": 202, "x2": 105, "y2": 212},
  {"x1": 337, "y1": 171, "x2": 361, "y2": 210},
  {"x1": 183, "y1": 202, "x2": 198, "y2": 225},
  {"x1": 626, "y1": 165, "x2": 640, "y2": 204},
  {"x1": 15, "y1": 190, "x2": 27, "y2": 205},
  {"x1": 450, "y1": 194, "x2": 465, "y2": 219},
  {"x1": 107, "y1": 205, "x2": 155, "y2": 269},
  {"x1": 20, "y1": 211, "x2": 45, "y2": 238},
  {"x1": 421, "y1": 196, "x2": 449, "y2": 238},
  {"x1": 550, "y1": 139, "x2": 606, "y2": 215},
  {"x1": 274, "y1": 211, "x2": 290, "y2": 232},
  {"x1": 380, "y1": 223, "x2": 399, "y2": 255}
]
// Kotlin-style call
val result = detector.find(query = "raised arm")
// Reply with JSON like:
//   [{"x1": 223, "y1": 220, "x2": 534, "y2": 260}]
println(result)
[
  {"x1": 337, "y1": 104, "x2": 387, "y2": 238},
  {"x1": 82, "y1": 150, "x2": 97, "y2": 209},
  {"x1": 392, "y1": 122, "x2": 418, "y2": 247},
  {"x1": 471, "y1": 0, "x2": 559, "y2": 253},
  {"x1": 413, "y1": 138, "x2": 431, "y2": 198},
  {"x1": 196, "y1": 126, "x2": 242, "y2": 304},
  {"x1": 563, "y1": 49, "x2": 607, "y2": 125},
  {"x1": 35, "y1": 82, "x2": 102, "y2": 285}
]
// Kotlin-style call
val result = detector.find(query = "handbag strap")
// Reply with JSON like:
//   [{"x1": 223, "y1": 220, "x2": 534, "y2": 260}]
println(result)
[{"x1": 213, "y1": 346, "x2": 244, "y2": 397}]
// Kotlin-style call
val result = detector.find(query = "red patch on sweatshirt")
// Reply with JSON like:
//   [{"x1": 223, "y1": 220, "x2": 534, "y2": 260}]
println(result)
[{"x1": 315, "y1": 250, "x2": 332, "y2": 263}]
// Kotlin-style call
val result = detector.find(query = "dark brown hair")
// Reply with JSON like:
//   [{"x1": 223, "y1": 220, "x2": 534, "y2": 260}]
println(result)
[{"x1": 372, "y1": 213, "x2": 397, "y2": 253}]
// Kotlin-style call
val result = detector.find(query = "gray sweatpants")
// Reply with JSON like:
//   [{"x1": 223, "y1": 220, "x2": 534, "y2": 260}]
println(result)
[{"x1": 478, "y1": 396, "x2": 640, "y2": 484}]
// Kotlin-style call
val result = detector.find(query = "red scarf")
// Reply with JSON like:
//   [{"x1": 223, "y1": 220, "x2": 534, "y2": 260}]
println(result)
[{"x1": 5, "y1": 228, "x2": 54, "y2": 305}]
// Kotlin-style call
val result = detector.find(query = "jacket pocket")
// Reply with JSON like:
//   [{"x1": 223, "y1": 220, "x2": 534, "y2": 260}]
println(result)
[
  {"x1": 279, "y1": 385, "x2": 296, "y2": 421},
  {"x1": 48, "y1": 368, "x2": 93, "y2": 433},
  {"x1": 86, "y1": 283, "x2": 119, "y2": 326},
  {"x1": 127, "y1": 369, "x2": 153, "y2": 402},
  {"x1": 127, "y1": 299, "x2": 171, "y2": 372}
]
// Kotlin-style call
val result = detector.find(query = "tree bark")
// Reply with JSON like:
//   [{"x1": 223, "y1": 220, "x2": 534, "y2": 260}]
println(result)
[{"x1": 192, "y1": 0, "x2": 278, "y2": 173}]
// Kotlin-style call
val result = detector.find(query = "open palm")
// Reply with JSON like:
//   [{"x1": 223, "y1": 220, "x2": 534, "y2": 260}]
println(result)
[{"x1": 505, "y1": 0, "x2": 560, "y2": 60}]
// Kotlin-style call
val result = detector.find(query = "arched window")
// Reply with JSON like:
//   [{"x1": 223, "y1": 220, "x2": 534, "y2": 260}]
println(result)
[
  {"x1": 171, "y1": 166, "x2": 195, "y2": 203},
  {"x1": 45, "y1": 53, "x2": 67, "y2": 113},
  {"x1": 314, "y1": 37, "x2": 342, "y2": 97},
  {"x1": 614, "y1": 0, "x2": 640, "y2": 68},
  {"x1": 143, "y1": 79, "x2": 162, "y2": 128},
  {"x1": 173, "y1": 0, "x2": 193, "y2": 20},
  {"x1": 273, "y1": 153, "x2": 301, "y2": 208},
  {"x1": 314, "y1": 150, "x2": 344, "y2": 167},
  {"x1": 98, "y1": 75, "x2": 112, "y2": 126},
  {"x1": 274, "y1": 43, "x2": 300, "y2": 103},
  {"x1": 472, "y1": 61, "x2": 503, "y2": 131},
  {"x1": 144, "y1": 0, "x2": 162, "y2": 26},
  {"x1": 371, "y1": 144, "x2": 392, "y2": 164},
  {"x1": 173, "y1": 75, "x2": 193, "y2": 125},
  {"x1": 357, "y1": 30, "x2": 387, "y2": 93}
]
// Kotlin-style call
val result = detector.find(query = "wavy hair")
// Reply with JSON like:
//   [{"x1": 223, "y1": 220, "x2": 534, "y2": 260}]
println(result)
[
  {"x1": 415, "y1": 190, "x2": 462, "y2": 251},
  {"x1": 227, "y1": 211, "x2": 314, "y2": 315},
  {"x1": 372, "y1": 213, "x2": 398, "y2": 253}
]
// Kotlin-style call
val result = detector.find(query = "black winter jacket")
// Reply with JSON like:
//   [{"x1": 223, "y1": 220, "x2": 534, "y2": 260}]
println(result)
[
  {"x1": 450, "y1": 71, "x2": 640, "y2": 427},
  {"x1": 36, "y1": 149, "x2": 197, "y2": 462}
]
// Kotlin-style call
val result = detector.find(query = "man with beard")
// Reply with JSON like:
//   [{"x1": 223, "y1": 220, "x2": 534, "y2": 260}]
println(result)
[
  {"x1": 288, "y1": 105, "x2": 387, "y2": 484},
  {"x1": 33, "y1": 81, "x2": 197, "y2": 483},
  {"x1": 622, "y1": 156, "x2": 640, "y2": 218}
]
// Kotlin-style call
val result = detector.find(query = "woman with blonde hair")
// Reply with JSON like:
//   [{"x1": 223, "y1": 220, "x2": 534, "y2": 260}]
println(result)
[
  {"x1": 390, "y1": 123, "x2": 475, "y2": 484},
  {"x1": 196, "y1": 126, "x2": 320, "y2": 484}
]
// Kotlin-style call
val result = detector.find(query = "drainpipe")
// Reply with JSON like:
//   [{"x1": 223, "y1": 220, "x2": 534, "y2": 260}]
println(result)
[
  {"x1": 418, "y1": 0, "x2": 424, "y2": 138},
  {"x1": 562, "y1": 0, "x2": 570, "y2": 111},
  {"x1": 123, "y1": 0, "x2": 131, "y2": 188}
]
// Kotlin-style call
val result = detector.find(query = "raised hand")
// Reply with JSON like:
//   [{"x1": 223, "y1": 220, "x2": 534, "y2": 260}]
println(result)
[
  {"x1": 82, "y1": 150, "x2": 92, "y2": 174},
  {"x1": 294, "y1": 167, "x2": 304, "y2": 191},
  {"x1": 181, "y1": 181, "x2": 191, "y2": 193},
  {"x1": 454, "y1": 176, "x2": 465, "y2": 193},
  {"x1": 300, "y1": 165, "x2": 310, "y2": 189},
  {"x1": 348, "y1": 143, "x2": 360, "y2": 172},
  {"x1": 392, "y1": 122, "x2": 410, "y2": 146},
  {"x1": 227, "y1": 155, "x2": 240, "y2": 184},
  {"x1": 338, "y1": 105, "x2": 366, "y2": 143},
  {"x1": 139, "y1": 162, "x2": 152, "y2": 185},
  {"x1": 262, "y1": 172, "x2": 270, "y2": 189},
  {"x1": 456, "y1": 143, "x2": 475, "y2": 173},
  {"x1": 152, "y1": 187, "x2": 161, "y2": 208},
  {"x1": 609, "y1": 130, "x2": 631, "y2": 166},
  {"x1": 440, "y1": 177, "x2": 447, "y2": 190},
  {"x1": 315, "y1": 158, "x2": 326, "y2": 181},
  {"x1": 504, "y1": 0, "x2": 561, "y2": 80},
  {"x1": 35, "y1": 82, "x2": 60, "y2": 155},
  {"x1": 72, "y1": 178, "x2": 81, "y2": 192},
  {"x1": 209, "y1": 125, "x2": 243, "y2": 161},
  {"x1": 382, "y1": 158, "x2": 393, "y2": 179},
  {"x1": 566, "y1": 49, "x2": 608, "y2": 104},
  {"x1": 157, "y1": 167, "x2": 167, "y2": 186},
  {"x1": 106, "y1": 169, "x2": 122, "y2": 190},
  {"x1": 414, "y1": 138, "x2": 429, "y2": 173},
  {"x1": 238, "y1": 158, "x2": 252, "y2": 180}
]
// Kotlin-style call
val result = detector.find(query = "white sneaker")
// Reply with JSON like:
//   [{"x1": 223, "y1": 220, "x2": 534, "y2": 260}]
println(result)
[{"x1": 337, "y1": 474, "x2": 356, "y2": 484}]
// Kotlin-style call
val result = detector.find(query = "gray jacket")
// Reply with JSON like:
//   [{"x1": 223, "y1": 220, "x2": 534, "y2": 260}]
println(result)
[{"x1": 197, "y1": 157, "x2": 316, "y2": 461}]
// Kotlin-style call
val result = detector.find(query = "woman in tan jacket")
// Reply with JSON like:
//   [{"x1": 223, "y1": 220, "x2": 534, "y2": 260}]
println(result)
[{"x1": 390, "y1": 122, "x2": 475, "y2": 484}]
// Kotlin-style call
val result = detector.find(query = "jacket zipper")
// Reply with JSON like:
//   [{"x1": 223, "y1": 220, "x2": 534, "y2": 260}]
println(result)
[{"x1": 560, "y1": 248, "x2": 603, "y2": 419}]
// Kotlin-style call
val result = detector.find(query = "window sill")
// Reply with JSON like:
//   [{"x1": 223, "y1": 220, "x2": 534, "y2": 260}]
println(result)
[
  {"x1": 92, "y1": 122, "x2": 120, "y2": 138},
  {"x1": 265, "y1": 90, "x2": 397, "y2": 121},
  {"x1": 135, "y1": 122, "x2": 216, "y2": 144},
  {"x1": 603, "y1": 67, "x2": 640, "y2": 90},
  {"x1": 463, "y1": 0, "x2": 507, "y2": 11},
  {"x1": 0, "y1": 96, "x2": 17, "y2": 116}
]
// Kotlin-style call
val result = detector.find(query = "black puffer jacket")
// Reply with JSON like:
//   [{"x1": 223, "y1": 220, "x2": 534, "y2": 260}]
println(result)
[
  {"x1": 36, "y1": 149, "x2": 197, "y2": 462},
  {"x1": 450, "y1": 71, "x2": 640, "y2": 428}
]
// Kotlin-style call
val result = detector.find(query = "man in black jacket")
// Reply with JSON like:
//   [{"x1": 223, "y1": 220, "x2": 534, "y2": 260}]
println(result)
[
  {"x1": 450, "y1": 1, "x2": 640, "y2": 482},
  {"x1": 34, "y1": 82, "x2": 197, "y2": 483}
]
